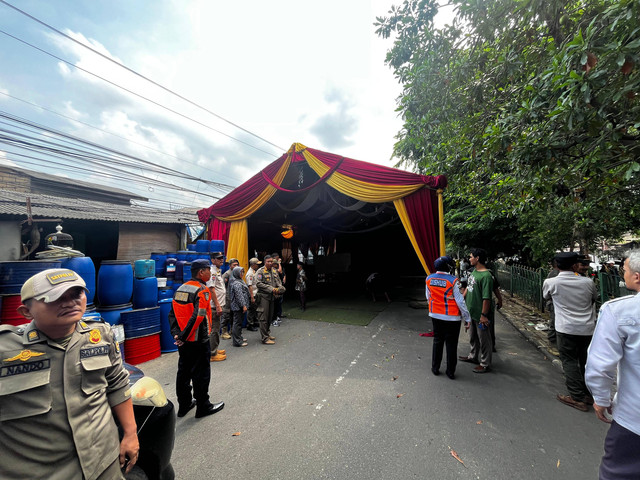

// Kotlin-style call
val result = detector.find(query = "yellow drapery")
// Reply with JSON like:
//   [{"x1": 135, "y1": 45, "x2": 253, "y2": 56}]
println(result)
[
  {"x1": 216, "y1": 155, "x2": 291, "y2": 222},
  {"x1": 302, "y1": 150, "x2": 424, "y2": 202},
  {"x1": 226, "y1": 219, "x2": 249, "y2": 273},
  {"x1": 393, "y1": 198, "x2": 430, "y2": 274}
]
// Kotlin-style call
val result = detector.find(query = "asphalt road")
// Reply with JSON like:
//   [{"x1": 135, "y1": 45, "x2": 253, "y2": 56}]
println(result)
[{"x1": 138, "y1": 302, "x2": 607, "y2": 479}]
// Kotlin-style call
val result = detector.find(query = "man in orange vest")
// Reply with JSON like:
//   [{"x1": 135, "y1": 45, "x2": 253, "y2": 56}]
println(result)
[
  {"x1": 426, "y1": 256, "x2": 471, "y2": 379},
  {"x1": 170, "y1": 259, "x2": 224, "y2": 418}
]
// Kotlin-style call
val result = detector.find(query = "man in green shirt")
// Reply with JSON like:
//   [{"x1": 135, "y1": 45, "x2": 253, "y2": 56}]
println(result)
[{"x1": 459, "y1": 248, "x2": 494, "y2": 373}]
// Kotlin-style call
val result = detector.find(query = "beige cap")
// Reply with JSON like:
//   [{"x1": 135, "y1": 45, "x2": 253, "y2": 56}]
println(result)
[
  {"x1": 21, "y1": 268, "x2": 88, "y2": 303},
  {"x1": 249, "y1": 257, "x2": 262, "y2": 265}
]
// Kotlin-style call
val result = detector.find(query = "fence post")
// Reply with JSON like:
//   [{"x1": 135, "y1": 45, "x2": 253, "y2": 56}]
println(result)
[{"x1": 538, "y1": 268, "x2": 545, "y2": 312}]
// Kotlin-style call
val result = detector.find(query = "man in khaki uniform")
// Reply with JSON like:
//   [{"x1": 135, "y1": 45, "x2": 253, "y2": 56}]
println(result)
[
  {"x1": 0, "y1": 268, "x2": 138, "y2": 479},
  {"x1": 255, "y1": 255, "x2": 285, "y2": 345},
  {"x1": 244, "y1": 257, "x2": 262, "y2": 331}
]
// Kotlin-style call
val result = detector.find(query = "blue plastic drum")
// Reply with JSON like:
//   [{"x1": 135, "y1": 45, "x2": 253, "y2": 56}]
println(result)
[
  {"x1": 176, "y1": 251, "x2": 190, "y2": 262},
  {"x1": 164, "y1": 258, "x2": 177, "y2": 279},
  {"x1": 210, "y1": 240, "x2": 225, "y2": 254},
  {"x1": 97, "y1": 261, "x2": 133, "y2": 306},
  {"x1": 133, "y1": 277, "x2": 158, "y2": 309},
  {"x1": 60, "y1": 256, "x2": 96, "y2": 304},
  {"x1": 0, "y1": 260, "x2": 62, "y2": 295},
  {"x1": 158, "y1": 298, "x2": 177, "y2": 352},
  {"x1": 195, "y1": 240, "x2": 210, "y2": 252},
  {"x1": 157, "y1": 286, "x2": 173, "y2": 302},
  {"x1": 134, "y1": 259, "x2": 155, "y2": 279},
  {"x1": 186, "y1": 244, "x2": 196, "y2": 251},
  {"x1": 150, "y1": 252, "x2": 167, "y2": 277},
  {"x1": 96, "y1": 303, "x2": 133, "y2": 325}
]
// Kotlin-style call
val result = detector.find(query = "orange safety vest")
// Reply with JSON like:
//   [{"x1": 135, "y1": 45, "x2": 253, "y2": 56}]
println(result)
[
  {"x1": 426, "y1": 273, "x2": 461, "y2": 317},
  {"x1": 170, "y1": 280, "x2": 211, "y2": 342}
]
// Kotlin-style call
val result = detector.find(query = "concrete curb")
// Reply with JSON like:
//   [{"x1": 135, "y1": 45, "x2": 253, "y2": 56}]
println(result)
[{"x1": 498, "y1": 309, "x2": 564, "y2": 373}]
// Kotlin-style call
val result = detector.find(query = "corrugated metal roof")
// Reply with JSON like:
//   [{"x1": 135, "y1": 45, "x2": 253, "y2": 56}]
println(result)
[{"x1": 0, "y1": 189, "x2": 200, "y2": 224}]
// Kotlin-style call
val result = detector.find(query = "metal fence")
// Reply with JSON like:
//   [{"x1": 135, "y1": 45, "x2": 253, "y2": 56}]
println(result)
[
  {"x1": 494, "y1": 264, "x2": 635, "y2": 312},
  {"x1": 494, "y1": 263, "x2": 545, "y2": 311}
]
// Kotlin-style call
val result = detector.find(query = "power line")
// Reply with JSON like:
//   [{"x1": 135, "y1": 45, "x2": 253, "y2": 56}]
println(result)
[
  {"x1": 0, "y1": 90, "x2": 243, "y2": 185},
  {"x1": 0, "y1": 28, "x2": 280, "y2": 158},
  {"x1": 0, "y1": 0, "x2": 285, "y2": 152},
  {"x1": 0, "y1": 110, "x2": 233, "y2": 193}
]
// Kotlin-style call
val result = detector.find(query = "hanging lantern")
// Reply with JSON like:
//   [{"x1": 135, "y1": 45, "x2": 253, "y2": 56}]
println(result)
[{"x1": 281, "y1": 224, "x2": 294, "y2": 239}]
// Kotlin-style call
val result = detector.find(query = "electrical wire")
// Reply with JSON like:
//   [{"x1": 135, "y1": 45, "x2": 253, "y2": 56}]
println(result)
[
  {"x1": 0, "y1": 0, "x2": 285, "y2": 152},
  {"x1": 0, "y1": 28, "x2": 280, "y2": 158},
  {"x1": 0, "y1": 90, "x2": 244, "y2": 185}
]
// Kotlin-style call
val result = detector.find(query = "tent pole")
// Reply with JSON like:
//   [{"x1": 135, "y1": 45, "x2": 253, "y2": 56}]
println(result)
[{"x1": 437, "y1": 189, "x2": 445, "y2": 256}]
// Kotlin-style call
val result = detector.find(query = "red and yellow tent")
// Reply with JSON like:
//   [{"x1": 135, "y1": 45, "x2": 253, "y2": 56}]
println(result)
[{"x1": 197, "y1": 143, "x2": 447, "y2": 274}]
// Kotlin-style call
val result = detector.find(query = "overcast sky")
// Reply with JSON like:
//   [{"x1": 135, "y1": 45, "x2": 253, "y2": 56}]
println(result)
[{"x1": 0, "y1": 0, "x2": 416, "y2": 209}]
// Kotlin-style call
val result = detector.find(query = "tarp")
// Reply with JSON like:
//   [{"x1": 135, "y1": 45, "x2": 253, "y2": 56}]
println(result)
[{"x1": 197, "y1": 143, "x2": 447, "y2": 274}]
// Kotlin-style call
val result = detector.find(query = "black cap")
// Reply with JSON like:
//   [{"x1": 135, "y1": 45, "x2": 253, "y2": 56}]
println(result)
[
  {"x1": 191, "y1": 259, "x2": 211, "y2": 274},
  {"x1": 554, "y1": 252, "x2": 579, "y2": 270}
]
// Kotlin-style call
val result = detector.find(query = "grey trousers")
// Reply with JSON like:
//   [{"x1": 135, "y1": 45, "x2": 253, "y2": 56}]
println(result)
[
  {"x1": 468, "y1": 318, "x2": 493, "y2": 367},
  {"x1": 208, "y1": 312, "x2": 222, "y2": 354}
]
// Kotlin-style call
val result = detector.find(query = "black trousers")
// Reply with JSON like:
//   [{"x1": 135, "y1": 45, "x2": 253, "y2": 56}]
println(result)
[
  {"x1": 431, "y1": 317, "x2": 462, "y2": 375},
  {"x1": 556, "y1": 332, "x2": 592, "y2": 402},
  {"x1": 176, "y1": 341, "x2": 211, "y2": 409},
  {"x1": 600, "y1": 420, "x2": 640, "y2": 480}
]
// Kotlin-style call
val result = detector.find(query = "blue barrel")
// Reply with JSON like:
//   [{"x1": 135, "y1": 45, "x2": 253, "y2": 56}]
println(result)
[
  {"x1": 195, "y1": 240, "x2": 210, "y2": 252},
  {"x1": 172, "y1": 283, "x2": 181, "y2": 295},
  {"x1": 134, "y1": 259, "x2": 155, "y2": 279},
  {"x1": 196, "y1": 253, "x2": 209, "y2": 261},
  {"x1": 166, "y1": 279, "x2": 174, "y2": 288},
  {"x1": 210, "y1": 240, "x2": 225, "y2": 254},
  {"x1": 182, "y1": 262, "x2": 192, "y2": 281},
  {"x1": 60, "y1": 257, "x2": 96, "y2": 304},
  {"x1": 133, "y1": 277, "x2": 158, "y2": 309},
  {"x1": 157, "y1": 286, "x2": 173, "y2": 301},
  {"x1": 166, "y1": 252, "x2": 177, "y2": 260},
  {"x1": 174, "y1": 260, "x2": 187, "y2": 282},
  {"x1": 0, "y1": 261, "x2": 62, "y2": 295},
  {"x1": 86, "y1": 303, "x2": 96, "y2": 312},
  {"x1": 164, "y1": 258, "x2": 177, "y2": 279},
  {"x1": 97, "y1": 260, "x2": 133, "y2": 306},
  {"x1": 96, "y1": 303, "x2": 133, "y2": 325},
  {"x1": 176, "y1": 251, "x2": 189, "y2": 261},
  {"x1": 150, "y1": 252, "x2": 167, "y2": 277},
  {"x1": 186, "y1": 244, "x2": 196, "y2": 251},
  {"x1": 121, "y1": 307, "x2": 161, "y2": 338},
  {"x1": 158, "y1": 298, "x2": 177, "y2": 352},
  {"x1": 185, "y1": 251, "x2": 198, "y2": 262}
]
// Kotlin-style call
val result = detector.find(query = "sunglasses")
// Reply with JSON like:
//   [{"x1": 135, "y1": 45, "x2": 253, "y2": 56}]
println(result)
[{"x1": 213, "y1": 256, "x2": 224, "y2": 260}]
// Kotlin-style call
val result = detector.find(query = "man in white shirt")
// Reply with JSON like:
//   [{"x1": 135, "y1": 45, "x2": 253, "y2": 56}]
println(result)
[
  {"x1": 244, "y1": 258, "x2": 261, "y2": 332},
  {"x1": 586, "y1": 250, "x2": 640, "y2": 479},
  {"x1": 543, "y1": 252, "x2": 597, "y2": 412},
  {"x1": 206, "y1": 252, "x2": 226, "y2": 362}
]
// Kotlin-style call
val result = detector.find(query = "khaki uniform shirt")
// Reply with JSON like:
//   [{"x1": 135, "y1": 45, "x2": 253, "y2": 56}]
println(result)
[
  {"x1": 245, "y1": 268, "x2": 258, "y2": 297},
  {"x1": 0, "y1": 319, "x2": 130, "y2": 480},
  {"x1": 207, "y1": 264, "x2": 226, "y2": 308},
  {"x1": 256, "y1": 266, "x2": 286, "y2": 299}
]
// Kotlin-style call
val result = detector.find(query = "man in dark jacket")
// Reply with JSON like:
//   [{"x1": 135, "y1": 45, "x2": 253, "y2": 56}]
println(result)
[{"x1": 170, "y1": 259, "x2": 224, "y2": 418}]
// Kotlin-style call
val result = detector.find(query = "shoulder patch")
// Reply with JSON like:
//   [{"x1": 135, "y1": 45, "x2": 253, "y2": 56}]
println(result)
[
  {"x1": 257, "y1": 273, "x2": 263, "y2": 281},
  {"x1": 174, "y1": 291, "x2": 190, "y2": 302}
]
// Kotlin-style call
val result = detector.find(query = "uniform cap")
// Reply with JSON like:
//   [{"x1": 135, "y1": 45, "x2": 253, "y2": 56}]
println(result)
[
  {"x1": 227, "y1": 258, "x2": 239, "y2": 265},
  {"x1": 21, "y1": 268, "x2": 88, "y2": 303},
  {"x1": 190, "y1": 259, "x2": 211, "y2": 273},
  {"x1": 433, "y1": 256, "x2": 454, "y2": 272},
  {"x1": 249, "y1": 257, "x2": 262, "y2": 265},
  {"x1": 209, "y1": 251, "x2": 224, "y2": 259}
]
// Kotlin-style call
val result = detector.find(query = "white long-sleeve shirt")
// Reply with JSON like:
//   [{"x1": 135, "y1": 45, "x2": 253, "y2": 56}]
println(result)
[
  {"x1": 585, "y1": 292, "x2": 640, "y2": 436},
  {"x1": 543, "y1": 271, "x2": 597, "y2": 335}
]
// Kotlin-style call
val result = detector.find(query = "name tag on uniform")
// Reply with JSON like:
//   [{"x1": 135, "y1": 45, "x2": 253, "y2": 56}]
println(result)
[
  {"x1": 0, "y1": 359, "x2": 51, "y2": 378},
  {"x1": 429, "y1": 279, "x2": 447, "y2": 288},
  {"x1": 79, "y1": 345, "x2": 110, "y2": 359},
  {"x1": 174, "y1": 291, "x2": 189, "y2": 302}
]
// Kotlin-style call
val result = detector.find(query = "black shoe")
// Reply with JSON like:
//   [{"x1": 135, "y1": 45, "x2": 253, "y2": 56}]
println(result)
[
  {"x1": 246, "y1": 326, "x2": 258, "y2": 331},
  {"x1": 446, "y1": 372, "x2": 455, "y2": 380},
  {"x1": 431, "y1": 367, "x2": 440, "y2": 376},
  {"x1": 177, "y1": 399, "x2": 196, "y2": 418},
  {"x1": 195, "y1": 401, "x2": 225, "y2": 418}
]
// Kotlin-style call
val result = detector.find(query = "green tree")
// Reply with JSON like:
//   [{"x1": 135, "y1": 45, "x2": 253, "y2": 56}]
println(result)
[{"x1": 376, "y1": 0, "x2": 640, "y2": 264}]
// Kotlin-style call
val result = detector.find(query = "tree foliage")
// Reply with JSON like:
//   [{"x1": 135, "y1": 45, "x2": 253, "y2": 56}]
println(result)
[{"x1": 376, "y1": 0, "x2": 640, "y2": 264}]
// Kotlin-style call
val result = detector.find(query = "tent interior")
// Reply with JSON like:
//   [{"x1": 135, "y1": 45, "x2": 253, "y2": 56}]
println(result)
[{"x1": 245, "y1": 160, "x2": 423, "y2": 298}]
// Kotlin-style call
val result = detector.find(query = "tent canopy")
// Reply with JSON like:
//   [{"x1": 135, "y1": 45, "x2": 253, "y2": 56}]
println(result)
[{"x1": 197, "y1": 143, "x2": 447, "y2": 274}]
